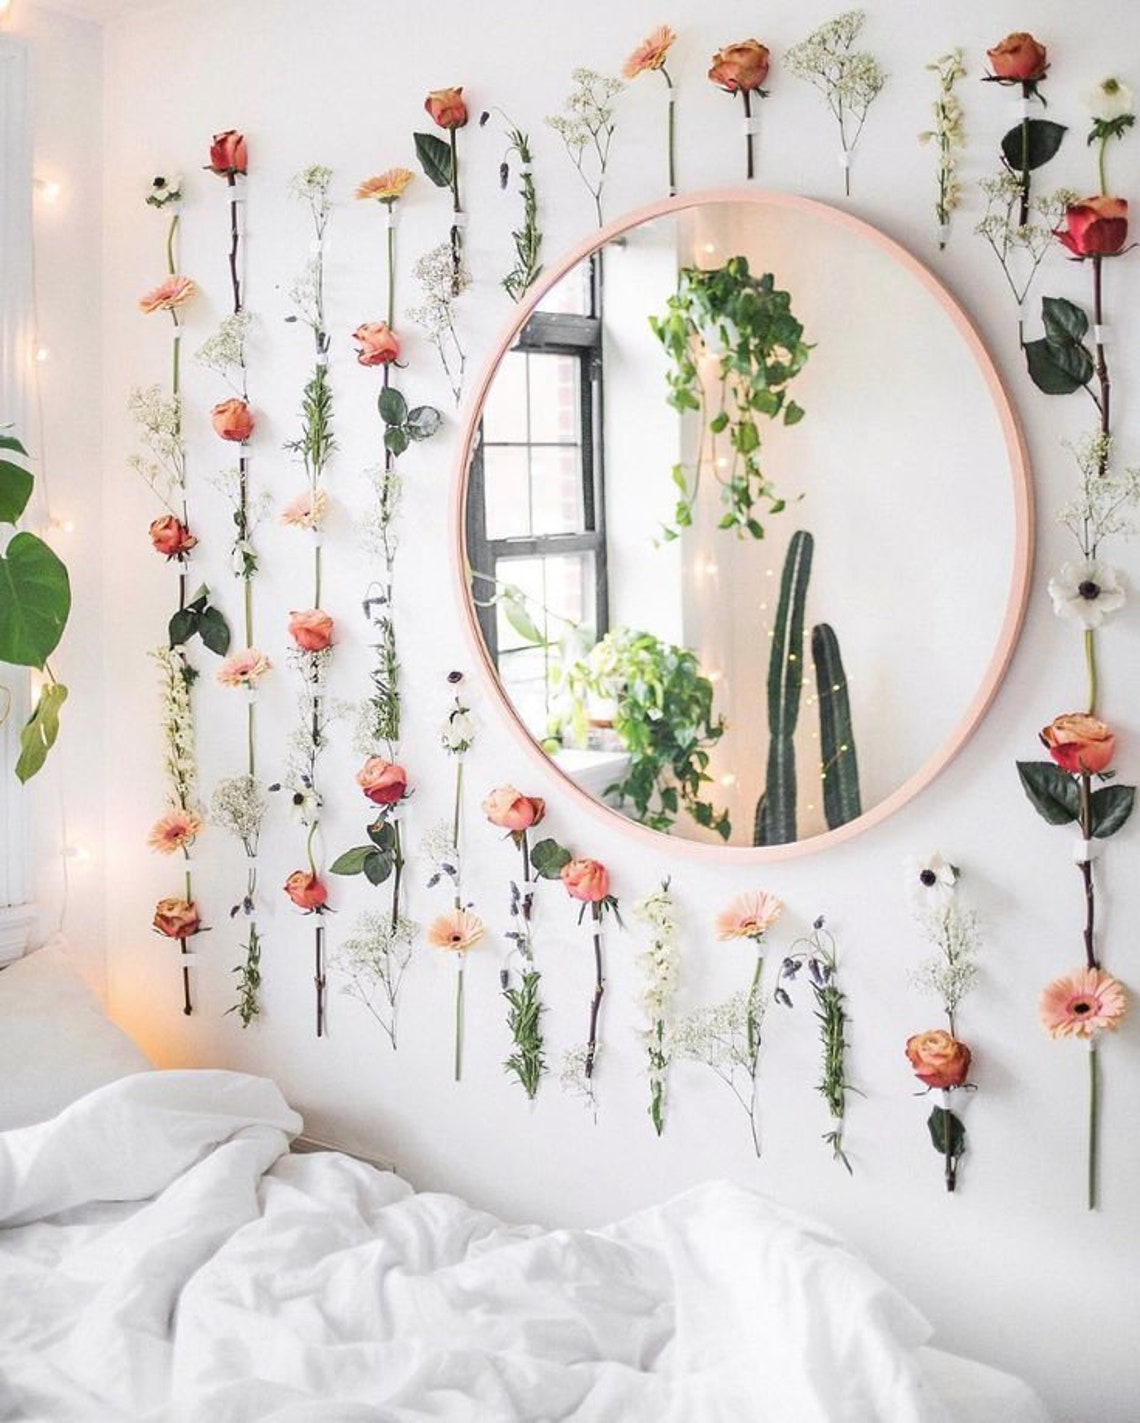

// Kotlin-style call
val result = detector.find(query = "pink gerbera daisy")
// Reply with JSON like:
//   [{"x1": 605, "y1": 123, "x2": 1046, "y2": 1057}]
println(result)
[
  {"x1": 427, "y1": 907, "x2": 486, "y2": 954},
  {"x1": 1039, "y1": 966, "x2": 1128, "y2": 1039},
  {"x1": 147, "y1": 808, "x2": 202, "y2": 855},
  {"x1": 138, "y1": 275, "x2": 197, "y2": 315},
  {"x1": 279, "y1": 487, "x2": 330, "y2": 529},
  {"x1": 217, "y1": 648, "x2": 272, "y2": 688},
  {"x1": 715, "y1": 890, "x2": 784, "y2": 941}
]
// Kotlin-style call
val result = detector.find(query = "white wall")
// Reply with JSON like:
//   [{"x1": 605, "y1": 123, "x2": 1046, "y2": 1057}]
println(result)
[{"x1": 30, "y1": 0, "x2": 1140, "y2": 1418}]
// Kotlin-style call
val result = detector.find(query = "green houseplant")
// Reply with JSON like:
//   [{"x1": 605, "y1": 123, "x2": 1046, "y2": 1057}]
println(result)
[{"x1": 0, "y1": 431, "x2": 70, "y2": 781}]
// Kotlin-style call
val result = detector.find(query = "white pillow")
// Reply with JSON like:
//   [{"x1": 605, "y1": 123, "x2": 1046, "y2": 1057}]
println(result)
[{"x1": 0, "y1": 942, "x2": 152, "y2": 1130}]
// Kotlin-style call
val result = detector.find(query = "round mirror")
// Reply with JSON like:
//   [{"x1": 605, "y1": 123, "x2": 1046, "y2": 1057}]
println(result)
[{"x1": 457, "y1": 191, "x2": 1031, "y2": 855}]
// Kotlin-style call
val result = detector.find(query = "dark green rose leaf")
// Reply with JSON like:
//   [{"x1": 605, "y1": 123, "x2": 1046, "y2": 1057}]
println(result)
[
  {"x1": 329, "y1": 846, "x2": 373, "y2": 876},
  {"x1": 1042, "y1": 295, "x2": 1089, "y2": 345},
  {"x1": 384, "y1": 426, "x2": 410, "y2": 458},
  {"x1": 362, "y1": 848, "x2": 395, "y2": 886},
  {"x1": 198, "y1": 605, "x2": 232, "y2": 657},
  {"x1": 1090, "y1": 783, "x2": 1135, "y2": 838},
  {"x1": 0, "y1": 532, "x2": 71, "y2": 668},
  {"x1": 0, "y1": 459, "x2": 34, "y2": 525},
  {"x1": 406, "y1": 405, "x2": 442, "y2": 440},
  {"x1": 413, "y1": 131, "x2": 453, "y2": 189},
  {"x1": 168, "y1": 607, "x2": 198, "y2": 647},
  {"x1": 1000, "y1": 118, "x2": 1067, "y2": 172},
  {"x1": 530, "y1": 837, "x2": 572, "y2": 880},
  {"x1": 366, "y1": 818, "x2": 396, "y2": 850},
  {"x1": 15, "y1": 680, "x2": 68, "y2": 783},
  {"x1": 1016, "y1": 760, "x2": 1081, "y2": 825},
  {"x1": 377, "y1": 386, "x2": 408, "y2": 426},
  {"x1": 1024, "y1": 338, "x2": 1094, "y2": 395},
  {"x1": 927, "y1": 1105, "x2": 966, "y2": 1159}
]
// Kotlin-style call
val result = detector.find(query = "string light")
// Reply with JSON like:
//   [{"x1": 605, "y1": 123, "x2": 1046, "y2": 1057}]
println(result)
[
  {"x1": 34, "y1": 178, "x2": 62, "y2": 203},
  {"x1": 64, "y1": 844, "x2": 92, "y2": 864},
  {"x1": 35, "y1": 346, "x2": 50, "y2": 363}
]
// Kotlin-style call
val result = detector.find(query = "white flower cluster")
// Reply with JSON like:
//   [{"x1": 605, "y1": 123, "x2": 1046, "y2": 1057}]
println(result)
[
  {"x1": 289, "y1": 164, "x2": 333, "y2": 216},
  {"x1": 362, "y1": 464, "x2": 403, "y2": 561},
  {"x1": 336, "y1": 911, "x2": 418, "y2": 1047},
  {"x1": 408, "y1": 243, "x2": 471, "y2": 338},
  {"x1": 786, "y1": 11, "x2": 886, "y2": 114},
  {"x1": 668, "y1": 990, "x2": 759, "y2": 1073},
  {"x1": 287, "y1": 257, "x2": 324, "y2": 333},
  {"x1": 210, "y1": 773, "x2": 269, "y2": 854},
  {"x1": 919, "y1": 50, "x2": 967, "y2": 234},
  {"x1": 420, "y1": 819, "x2": 459, "y2": 879},
  {"x1": 195, "y1": 311, "x2": 255, "y2": 381},
  {"x1": 546, "y1": 68, "x2": 624, "y2": 151},
  {"x1": 127, "y1": 385, "x2": 185, "y2": 503},
  {"x1": 976, "y1": 176, "x2": 1076, "y2": 261},
  {"x1": 632, "y1": 882, "x2": 681, "y2": 1028},
  {"x1": 559, "y1": 1042, "x2": 599, "y2": 1108},
  {"x1": 912, "y1": 901, "x2": 980, "y2": 1020},
  {"x1": 1059, "y1": 432, "x2": 1140, "y2": 556},
  {"x1": 441, "y1": 699, "x2": 476, "y2": 755},
  {"x1": 150, "y1": 644, "x2": 197, "y2": 811}
]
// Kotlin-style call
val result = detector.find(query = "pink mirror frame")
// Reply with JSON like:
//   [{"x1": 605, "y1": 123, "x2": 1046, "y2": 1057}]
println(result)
[{"x1": 452, "y1": 188, "x2": 1034, "y2": 861}]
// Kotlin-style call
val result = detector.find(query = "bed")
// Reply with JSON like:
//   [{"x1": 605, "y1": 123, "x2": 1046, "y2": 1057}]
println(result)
[{"x1": 0, "y1": 947, "x2": 1050, "y2": 1422}]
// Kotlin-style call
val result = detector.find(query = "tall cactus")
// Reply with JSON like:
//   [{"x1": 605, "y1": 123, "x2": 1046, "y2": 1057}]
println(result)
[
  {"x1": 755, "y1": 530, "x2": 813, "y2": 845},
  {"x1": 812, "y1": 622, "x2": 862, "y2": 829}
]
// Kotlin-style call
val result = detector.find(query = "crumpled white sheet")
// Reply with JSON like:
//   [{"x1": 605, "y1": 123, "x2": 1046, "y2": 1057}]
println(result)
[{"x1": 0, "y1": 1070, "x2": 954, "y2": 1422}]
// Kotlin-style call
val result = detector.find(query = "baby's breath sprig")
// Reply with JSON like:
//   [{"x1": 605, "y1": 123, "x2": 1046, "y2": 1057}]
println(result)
[
  {"x1": 546, "y1": 67, "x2": 624, "y2": 227},
  {"x1": 786, "y1": 10, "x2": 886, "y2": 196}
]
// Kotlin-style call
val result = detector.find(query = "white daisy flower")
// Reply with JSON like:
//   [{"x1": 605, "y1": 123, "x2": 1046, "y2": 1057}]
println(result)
[
  {"x1": 1085, "y1": 76, "x2": 1134, "y2": 123},
  {"x1": 905, "y1": 851, "x2": 959, "y2": 905},
  {"x1": 1047, "y1": 559, "x2": 1126, "y2": 630}
]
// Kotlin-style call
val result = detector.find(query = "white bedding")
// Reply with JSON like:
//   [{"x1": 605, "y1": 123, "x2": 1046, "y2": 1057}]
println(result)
[{"x1": 0, "y1": 1071, "x2": 1045, "y2": 1422}]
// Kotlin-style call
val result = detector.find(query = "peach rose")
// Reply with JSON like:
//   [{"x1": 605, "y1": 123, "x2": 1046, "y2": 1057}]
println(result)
[
  {"x1": 425, "y1": 87, "x2": 468, "y2": 129},
  {"x1": 561, "y1": 857, "x2": 610, "y2": 903},
  {"x1": 208, "y1": 129, "x2": 248, "y2": 176},
  {"x1": 905, "y1": 1030, "x2": 972, "y2": 1089},
  {"x1": 356, "y1": 168, "x2": 414, "y2": 203},
  {"x1": 483, "y1": 786, "x2": 546, "y2": 834},
  {"x1": 986, "y1": 33, "x2": 1048, "y2": 84},
  {"x1": 153, "y1": 896, "x2": 201, "y2": 939},
  {"x1": 284, "y1": 870, "x2": 328, "y2": 912},
  {"x1": 211, "y1": 397, "x2": 255, "y2": 443},
  {"x1": 138, "y1": 275, "x2": 196, "y2": 315},
  {"x1": 708, "y1": 40, "x2": 771, "y2": 93},
  {"x1": 1040, "y1": 713, "x2": 1116, "y2": 775},
  {"x1": 149, "y1": 514, "x2": 197, "y2": 560},
  {"x1": 1055, "y1": 197, "x2": 1129, "y2": 258},
  {"x1": 357, "y1": 756, "x2": 408, "y2": 805},
  {"x1": 352, "y1": 322, "x2": 400, "y2": 367},
  {"x1": 288, "y1": 608, "x2": 334, "y2": 652}
]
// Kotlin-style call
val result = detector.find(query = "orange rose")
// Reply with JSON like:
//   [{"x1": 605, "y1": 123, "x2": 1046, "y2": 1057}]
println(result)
[
  {"x1": 1055, "y1": 197, "x2": 1129, "y2": 258},
  {"x1": 425, "y1": 87, "x2": 468, "y2": 130},
  {"x1": 986, "y1": 32, "x2": 1048, "y2": 84},
  {"x1": 561, "y1": 857, "x2": 610, "y2": 903},
  {"x1": 1040, "y1": 713, "x2": 1116, "y2": 775},
  {"x1": 208, "y1": 129, "x2": 248, "y2": 176},
  {"x1": 288, "y1": 608, "x2": 334, "y2": 652},
  {"x1": 708, "y1": 40, "x2": 771, "y2": 93},
  {"x1": 153, "y1": 896, "x2": 202, "y2": 939},
  {"x1": 352, "y1": 322, "x2": 400, "y2": 367},
  {"x1": 483, "y1": 786, "x2": 546, "y2": 834},
  {"x1": 284, "y1": 870, "x2": 328, "y2": 912},
  {"x1": 212, "y1": 397, "x2": 255, "y2": 443},
  {"x1": 357, "y1": 757, "x2": 408, "y2": 805},
  {"x1": 149, "y1": 514, "x2": 197, "y2": 559},
  {"x1": 905, "y1": 1030, "x2": 972, "y2": 1089}
]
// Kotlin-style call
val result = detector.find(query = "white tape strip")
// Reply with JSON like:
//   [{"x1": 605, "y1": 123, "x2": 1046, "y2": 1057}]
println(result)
[
  {"x1": 1094, "y1": 324, "x2": 1110, "y2": 344},
  {"x1": 741, "y1": 115, "x2": 762, "y2": 136},
  {"x1": 451, "y1": 209, "x2": 469, "y2": 230},
  {"x1": 1073, "y1": 838, "x2": 1101, "y2": 863}
]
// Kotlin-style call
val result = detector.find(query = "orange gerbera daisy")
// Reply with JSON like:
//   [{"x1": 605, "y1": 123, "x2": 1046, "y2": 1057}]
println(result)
[
  {"x1": 427, "y1": 907, "x2": 486, "y2": 954},
  {"x1": 715, "y1": 890, "x2": 784, "y2": 941},
  {"x1": 1039, "y1": 967, "x2": 1128, "y2": 1039},
  {"x1": 356, "y1": 168, "x2": 415, "y2": 204},
  {"x1": 147, "y1": 808, "x2": 202, "y2": 855},
  {"x1": 623, "y1": 24, "x2": 677, "y2": 79}
]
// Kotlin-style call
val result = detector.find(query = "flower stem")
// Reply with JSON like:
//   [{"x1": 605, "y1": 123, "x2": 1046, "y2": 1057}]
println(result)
[
  {"x1": 179, "y1": 937, "x2": 192, "y2": 1015},
  {"x1": 942, "y1": 1088, "x2": 957, "y2": 1193},
  {"x1": 389, "y1": 821, "x2": 404, "y2": 933},
  {"x1": 1098, "y1": 136, "x2": 1109, "y2": 198},
  {"x1": 166, "y1": 212, "x2": 178, "y2": 276},
  {"x1": 1085, "y1": 629, "x2": 1098, "y2": 716},
  {"x1": 664, "y1": 72, "x2": 676, "y2": 196},
  {"x1": 1088, "y1": 1039, "x2": 1099, "y2": 1211},
  {"x1": 746, "y1": 949, "x2": 764, "y2": 1059},
  {"x1": 386, "y1": 221, "x2": 396, "y2": 330},
  {"x1": 315, "y1": 923, "x2": 326, "y2": 1038},
  {"x1": 742, "y1": 90, "x2": 755, "y2": 181},
  {"x1": 454, "y1": 953, "x2": 465, "y2": 1081},
  {"x1": 584, "y1": 905, "x2": 605, "y2": 1079},
  {"x1": 227, "y1": 174, "x2": 242, "y2": 314},
  {"x1": 1018, "y1": 91, "x2": 1031, "y2": 228}
]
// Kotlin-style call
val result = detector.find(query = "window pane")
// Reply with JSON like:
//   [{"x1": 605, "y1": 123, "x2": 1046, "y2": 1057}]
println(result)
[
  {"x1": 536, "y1": 261, "x2": 590, "y2": 316},
  {"x1": 481, "y1": 349, "x2": 528, "y2": 442},
  {"x1": 497, "y1": 645, "x2": 552, "y2": 739},
  {"x1": 494, "y1": 554, "x2": 594, "y2": 654},
  {"x1": 527, "y1": 352, "x2": 581, "y2": 444},
  {"x1": 483, "y1": 446, "x2": 530, "y2": 540},
  {"x1": 530, "y1": 445, "x2": 583, "y2": 535}
]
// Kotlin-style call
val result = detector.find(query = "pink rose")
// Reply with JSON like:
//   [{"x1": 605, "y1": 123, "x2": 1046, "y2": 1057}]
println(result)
[
  {"x1": 905, "y1": 1030, "x2": 972, "y2": 1089},
  {"x1": 153, "y1": 897, "x2": 202, "y2": 939},
  {"x1": 352, "y1": 322, "x2": 400, "y2": 367},
  {"x1": 483, "y1": 786, "x2": 546, "y2": 833},
  {"x1": 149, "y1": 514, "x2": 197, "y2": 560},
  {"x1": 560, "y1": 857, "x2": 610, "y2": 903},
  {"x1": 284, "y1": 871, "x2": 328, "y2": 912},
  {"x1": 708, "y1": 40, "x2": 770, "y2": 93},
  {"x1": 356, "y1": 757, "x2": 408, "y2": 805},
  {"x1": 211, "y1": 397, "x2": 255, "y2": 443},
  {"x1": 208, "y1": 129, "x2": 248, "y2": 176},
  {"x1": 1040, "y1": 713, "x2": 1116, "y2": 775},
  {"x1": 1055, "y1": 197, "x2": 1129, "y2": 258},
  {"x1": 288, "y1": 608, "x2": 334, "y2": 652},
  {"x1": 986, "y1": 33, "x2": 1048, "y2": 84},
  {"x1": 425, "y1": 87, "x2": 468, "y2": 130}
]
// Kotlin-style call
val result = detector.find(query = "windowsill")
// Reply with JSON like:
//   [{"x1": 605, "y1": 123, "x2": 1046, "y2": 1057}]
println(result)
[
  {"x1": 0, "y1": 904, "x2": 37, "y2": 966},
  {"x1": 552, "y1": 747, "x2": 631, "y2": 801}
]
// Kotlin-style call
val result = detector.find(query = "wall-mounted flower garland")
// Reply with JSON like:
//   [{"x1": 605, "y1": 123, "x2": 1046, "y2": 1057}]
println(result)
[
  {"x1": 276, "y1": 164, "x2": 337, "y2": 1036},
  {"x1": 632, "y1": 879, "x2": 680, "y2": 1135},
  {"x1": 546, "y1": 67, "x2": 623, "y2": 227},
  {"x1": 708, "y1": 39, "x2": 770, "y2": 181},
  {"x1": 624, "y1": 26, "x2": 678, "y2": 196}
]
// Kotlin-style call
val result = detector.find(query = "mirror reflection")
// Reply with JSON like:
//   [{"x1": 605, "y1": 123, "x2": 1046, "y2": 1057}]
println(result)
[{"x1": 464, "y1": 197, "x2": 1021, "y2": 847}]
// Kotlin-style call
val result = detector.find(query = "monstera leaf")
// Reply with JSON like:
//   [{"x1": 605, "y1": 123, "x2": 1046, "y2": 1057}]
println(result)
[{"x1": 0, "y1": 532, "x2": 71, "y2": 668}]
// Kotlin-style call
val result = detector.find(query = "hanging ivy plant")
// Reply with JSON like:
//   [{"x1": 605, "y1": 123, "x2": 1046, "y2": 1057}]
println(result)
[{"x1": 649, "y1": 256, "x2": 811, "y2": 541}]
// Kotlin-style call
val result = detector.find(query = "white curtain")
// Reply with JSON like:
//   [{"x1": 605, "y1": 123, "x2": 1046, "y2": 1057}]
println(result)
[{"x1": 0, "y1": 34, "x2": 35, "y2": 914}]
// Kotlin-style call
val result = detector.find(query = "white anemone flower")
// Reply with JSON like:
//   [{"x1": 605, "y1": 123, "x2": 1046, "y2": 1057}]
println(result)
[
  {"x1": 1047, "y1": 559, "x2": 1126, "y2": 629},
  {"x1": 904, "y1": 851, "x2": 959, "y2": 906},
  {"x1": 1085, "y1": 76, "x2": 1135, "y2": 123}
]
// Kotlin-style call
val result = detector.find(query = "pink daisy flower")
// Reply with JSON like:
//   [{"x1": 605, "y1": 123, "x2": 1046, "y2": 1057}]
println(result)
[
  {"x1": 138, "y1": 275, "x2": 197, "y2": 314},
  {"x1": 217, "y1": 648, "x2": 272, "y2": 689},
  {"x1": 1039, "y1": 966, "x2": 1128, "y2": 1039},
  {"x1": 147, "y1": 808, "x2": 202, "y2": 855},
  {"x1": 715, "y1": 890, "x2": 784, "y2": 941}
]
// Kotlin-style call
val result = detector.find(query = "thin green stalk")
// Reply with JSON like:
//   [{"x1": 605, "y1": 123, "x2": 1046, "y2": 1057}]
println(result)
[
  {"x1": 171, "y1": 316, "x2": 181, "y2": 396},
  {"x1": 1088, "y1": 1041, "x2": 1099, "y2": 1211},
  {"x1": 1098, "y1": 136, "x2": 1108, "y2": 197},
  {"x1": 746, "y1": 950, "x2": 764, "y2": 1058},
  {"x1": 1085, "y1": 629, "x2": 1098, "y2": 715},
  {"x1": 314, "y1": 541, "x2": 322, "y2": 610},
  {"x1": 454, "y1": 955, "x2": 465, "y2": 1081},
  {"x1": 166, "y1": 212, "x2": 178, "y2": 277},
  {"x1": 664, "y1": 72, "x2": 676, "y2": 196},
  {"x1": 1018, "y1": 98, "x2": 1031, "y2": 227},
  {"x1": 452, "y1": 759, "x2": 464, "y2": 889},
  {"x1": 386, "y1": 221, "x2": 396, "y2": 329},
  {"x1": 390, "y1": 821, "x2": 404, "y2": 933},
  {"x1": 247, "y1": 702, "x2": 255, "y2": 778}
]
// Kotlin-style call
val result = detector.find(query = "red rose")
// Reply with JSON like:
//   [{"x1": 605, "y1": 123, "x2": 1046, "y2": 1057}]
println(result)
[
  {"x1": 356, "y1": 757, "x2": 408, "y2": 805},
  {"x1": 1055, "y1": 197, "x2": 1129, "y2": 258},
  {"x1": 288, "y1": 609, "x2": 334, "y2": 652},
  {"x1": 212, "y1": 397, "x2": 255, "y2": 443},
  {"x1": 708, "y1": 40, "x2": 770, "y2": 94},
  {"x1": 352, "y1": 322, "x2": 400, "y2": 367},
  {"x1": 560, "y1": 857, "x2": 610, "y2": 903},
  {"x1": 284, "y1": 871, "x2": 328, "y2": 912},
  {"x1": 153, "y1": 897, "x2": 202, "y2": 939},
  {"x1": 149, "y1": 514, "x2": 197, "y2": 560},
  {"x1": 905, "y1": 1030, "x2": 972, "y2": 1089},
  {"x1": 208, "y1": 129, "x2": 248, "y2": 176},
  {"x1": 425, "y1": 87, "x2": 468, "y2": 130},
  {"x1": 1040, "y1": 713, "x2": 1116, "y2": 775},
  {"x1": 986, "y1": 33, "x2": 1048, "y2": 84}
]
